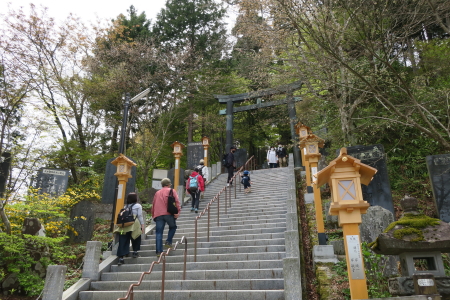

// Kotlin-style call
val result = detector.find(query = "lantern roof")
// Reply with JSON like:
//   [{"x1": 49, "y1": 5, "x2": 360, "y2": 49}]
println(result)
[
  {"x1": 299, "y1": 133, "x2": 325, "y2": 148},
  {"x1": 295, "y1": 122, "x2": 310, "y2": 130},
  {"x1": 170, "y1": 141, "x2": 186, "y2": 148},
  {"x1": 111, "y1": 154, "x2": 137, "y2": 167},
  {"x1": 314, "y1": 147, "x2": 377, "y2": 187}
]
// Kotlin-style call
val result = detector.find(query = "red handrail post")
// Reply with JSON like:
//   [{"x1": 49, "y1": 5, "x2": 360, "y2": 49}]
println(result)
[
  {"x1": 224, "y1": 187, "x2": 227, "y2": 214},
  {"x1": 234, "y1": 177, "x2": 236, "y2": 199},
  {"x1": 161, "y1": 254, "x2": 166, "y2": 300},
  {"x1": 207, "y1": 203, "x2": 210, "y2": 242},
  {"x1": 217, "y1": 191, "x2": 220, "y2": 226},
  {"x1": 183, "y1": 238, "x2": 187, "y2": 280},
  {"x1": 194, "y1": 218, "x2": 198, "y2": 262}
]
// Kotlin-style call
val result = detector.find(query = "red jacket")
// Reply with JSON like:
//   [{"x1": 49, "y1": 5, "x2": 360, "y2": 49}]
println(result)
[
  {"x1": 185, "y1": 171, "x2": 205, "y2": 192},
  {"x1": 151, "y1": 187, "x2": 181, "y2": 219}
]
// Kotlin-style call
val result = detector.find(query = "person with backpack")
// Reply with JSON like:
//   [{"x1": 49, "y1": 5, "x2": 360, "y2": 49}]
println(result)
[
  {"x1": 240, "y1": 170, "x2": 253, "y2": 194},
  {"x1": 151, "y1": 178, "x2": 181, "y2": 257},
  {"x1": 185, "y1": 168, "x2": 205, "y2": 213},
  {"x1": 196, "y1": 159, "x2": 209, "y2": 184},
  {"x1": 226, "y1": 146, "x2": 237, "y2": 185},
  {"x1": 114, "y1": 192, "x2": 145, "y2": 265},
  {"x1": 276, "y1": 144, "x2": 287, "y2": 167}
]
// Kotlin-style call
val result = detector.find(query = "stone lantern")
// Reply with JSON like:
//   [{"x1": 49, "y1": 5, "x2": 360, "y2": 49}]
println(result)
[
  {"x1": 295, "y1": 123, "x2": 311, "y2": 169},
  {"x1": 371, "y1": 195, "x2": 450, "y2": 298},
  {"x1": 202, "y1": 136, "x2": 211, "y2": 167},
  {"x1": 111, "y1": 154, "x2": 137, "y2": 223},
  {"x1": 315, "y1": 147, "x2": 377, "y2": 300},
  {"x1": 300, "y1": 133, "x2": 325, "y2": 244},
  {"x1": 171, "y1": 141, "x2": 185, "y2": 188}
]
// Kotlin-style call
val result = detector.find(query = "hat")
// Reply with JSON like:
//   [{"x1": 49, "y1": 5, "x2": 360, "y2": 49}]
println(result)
[
  {"x1": 161, "y1": 178, "x2": 171, "y2": 187},
  {"x1": 199, "y1": 159, "x2": 204, "y2": 165},
  {"x1": 243, "y1": 170, "x2": 249, "y2": 175},
  {"x1": 230, "y1": 146, "x2": 237, "y2": 150}
]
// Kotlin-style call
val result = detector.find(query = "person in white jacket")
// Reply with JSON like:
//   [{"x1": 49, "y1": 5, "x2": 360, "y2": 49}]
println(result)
[{"x1": 267, "y1": 147, "x2": 278, "y2": 168}]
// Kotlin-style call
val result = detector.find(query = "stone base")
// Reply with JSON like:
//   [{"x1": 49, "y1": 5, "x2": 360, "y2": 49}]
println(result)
[{"x1": 389, "y1": 276, "x2": 450, "y2": 300}]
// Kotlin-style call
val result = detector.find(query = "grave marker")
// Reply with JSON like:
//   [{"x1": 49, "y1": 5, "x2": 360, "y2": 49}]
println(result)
[
  {"x1": 33, "y1": 168, "x2": 69, "y2": 197},
  {"x1": 234, "y1": 148, "x2": 248, "y2": 169},
  {"x1": 343, "y1": 144, "x2": 395, "y2": 217},
  {"x1": 187, "y1": 142, "x2": 206, "y2": 169},
  {"x1": 426, "y1": 153, "x2": 450, "y2": 222}
]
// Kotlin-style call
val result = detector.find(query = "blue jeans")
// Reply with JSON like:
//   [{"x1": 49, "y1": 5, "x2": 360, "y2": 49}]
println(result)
[
  {"x1": 189, "y1": 190, "x2": 200, "y2": 209},
  {"x1": 155, "y1": 215, "x2": 177, "y2": 254}
]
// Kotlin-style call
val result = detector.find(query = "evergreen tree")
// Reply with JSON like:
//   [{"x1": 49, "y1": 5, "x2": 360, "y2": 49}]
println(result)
[{"x1": 153, "y1": 0, "x2": 228, "y2": 61}]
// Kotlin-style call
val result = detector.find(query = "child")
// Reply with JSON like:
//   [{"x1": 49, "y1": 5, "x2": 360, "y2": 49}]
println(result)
[{"x1": 240, "y1": 170, "x2": 252, "y2": 194}]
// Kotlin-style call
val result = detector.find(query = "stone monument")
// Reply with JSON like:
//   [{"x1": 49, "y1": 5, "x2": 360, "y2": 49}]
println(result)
[
  {"x1": 426, "y1": 153, "x2": 450, "y2": 223},
  {"x1": 187, "y1": 142, "x2": 206, "y2": 170},
  {"x1": 68, "y1": 200, "x2": 95, "y2": 243},
  {"x1": 32, "y1": 168, "x2": 70, "y2": 197},
  {"x1": 343, "y1": 144, "x2": 395, "y2": 217}
]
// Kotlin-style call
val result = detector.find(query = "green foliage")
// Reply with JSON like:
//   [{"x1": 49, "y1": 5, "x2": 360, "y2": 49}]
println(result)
[
  {"x1": 442, "y1": 253, "x2": 450, "y2": 277},
  {"x1": 361, "y1": 242, "x2": 392, "y2": 298},
  {"x1": 153, "y1": 0, "x2": 228, "y2": 61},
  {"x1": 0, "y1": 234, "x2": 78, "y2": 296},
  {"x1": 384, "y1": 213, "x2": 441, "y2": 238},
  {"x1": 331, "y1": 260, "x2": 351, "y2": 299}
]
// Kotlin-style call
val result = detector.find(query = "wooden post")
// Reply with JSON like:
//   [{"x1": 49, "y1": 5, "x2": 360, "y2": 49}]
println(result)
[
  {"x1": 315, "y1": 148, "x2": 377, "y2": 300},
  {"x1": 171, "y1": 141, "x2": 185, "y2": 188},
  {"x1": 111, "y1": 154, "x2": 137, "y2": 223},
  {"x1": 202, "y1": 136, "x2": 211, "y2": 167}
]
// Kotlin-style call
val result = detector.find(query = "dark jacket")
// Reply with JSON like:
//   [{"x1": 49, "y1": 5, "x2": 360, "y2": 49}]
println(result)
[{"x1": 227, "y1": 152, "x2": 235, "y2": 168}]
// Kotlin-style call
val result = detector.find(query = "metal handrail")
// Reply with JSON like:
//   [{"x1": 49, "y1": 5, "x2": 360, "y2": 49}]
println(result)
[
  {"x1": 117, "y1": 236, "x2": 188, "y2": 300},
  {"x1": 193, "y1": 155, "x2": 256, "y2": 262}
]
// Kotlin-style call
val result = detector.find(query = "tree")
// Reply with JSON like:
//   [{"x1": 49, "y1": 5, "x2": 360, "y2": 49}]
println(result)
[
  {"x1": 153, "y1": 0, "x2": 229, "y2": 143},
  {"x1": 232, "y1": 0, "x2": 450, "y2": 150},
  {"x1": 0, "y1": 5, "x2": 102, "y2": 183}
]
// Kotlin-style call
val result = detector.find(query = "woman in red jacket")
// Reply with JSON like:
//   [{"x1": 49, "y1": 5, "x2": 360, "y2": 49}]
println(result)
[{"x1": 185, "y1": 168, "x2": 205, "y2": 213}]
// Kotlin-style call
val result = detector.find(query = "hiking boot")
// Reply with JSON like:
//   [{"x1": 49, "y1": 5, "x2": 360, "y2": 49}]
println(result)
[
  {"x1": 118, "y1": 258, "x2": 125, "y2": 265},
  {"x1": 195, "y1": 208, "x2": 198, "y2": 213},
  {"x1": 132, "y1": 252, "x2": 140, "y2": 258},
  {"x1": 191, "y1": 207, "x2": 195, "y2": 212},
  {"x1": 156, "y1": 252, "x2": 162, "y2": 257},
  {"x1": 164, "y1": 242, "x2": 173, "y2": 249}
]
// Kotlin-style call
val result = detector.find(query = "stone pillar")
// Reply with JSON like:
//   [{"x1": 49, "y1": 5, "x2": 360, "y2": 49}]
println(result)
[
  {"x1": 217, "y1": 162, "x2": 222, "y2": 175},
  {"x1": 42, "y1": 265, "x2": 67, "y2": 300},
  {"x1": 283, "y1": 258, "x2": 302, "y2": 300},
  {"x1": 82, "y1": 241, "x2": 102, "y2": 281},
  {"x1": 211, "y1": 164, "x2": 217, "y2": 180},
  {"x1": 177, "y1": 185, "x2": 185, "y2": 207}
]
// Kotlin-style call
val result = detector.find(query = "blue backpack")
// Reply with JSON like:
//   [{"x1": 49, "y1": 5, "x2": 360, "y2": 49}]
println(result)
[{"x1": 189, "y1": 175, "x2": 199, "y2": 192}]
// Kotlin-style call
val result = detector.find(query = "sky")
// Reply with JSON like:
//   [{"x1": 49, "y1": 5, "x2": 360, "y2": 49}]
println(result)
[{"x1": 1, "y1": 0, "x2": 168, "y2": 24}]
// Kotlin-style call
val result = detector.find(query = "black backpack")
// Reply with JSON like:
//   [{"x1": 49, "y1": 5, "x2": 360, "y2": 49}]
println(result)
[
  {"x1": 117, "y1": 203, "x2": 136, "y2": 228},
  {"x1": 222, "y1": 153, "x2": 230, "y2": 167},
  {"x1": 167, "y1": 189, "x2": 178, "y2": 215}
]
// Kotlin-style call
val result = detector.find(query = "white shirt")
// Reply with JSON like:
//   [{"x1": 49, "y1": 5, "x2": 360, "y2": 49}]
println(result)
[{"x1": 267, "y1": 149, "x2": 278, "y2": 164}]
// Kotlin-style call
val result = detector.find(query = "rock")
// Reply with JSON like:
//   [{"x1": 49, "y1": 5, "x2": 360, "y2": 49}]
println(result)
[
  {"x1": 360, "y1": 206, "x2": 394, "y2": 243},
  {"x1": 22, "y1": 217, "x2": 45, "y2": 237}
]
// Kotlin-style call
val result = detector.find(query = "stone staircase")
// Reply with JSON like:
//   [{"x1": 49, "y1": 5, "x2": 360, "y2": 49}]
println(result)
[{"x1": 78, "y1": 167, "x2": 290, "y2": 300}]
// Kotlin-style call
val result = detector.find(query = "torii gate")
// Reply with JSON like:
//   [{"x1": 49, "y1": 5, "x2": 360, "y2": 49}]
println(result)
[{"x1": 214, "y1": 80, "x2": 303, "y2": 167}]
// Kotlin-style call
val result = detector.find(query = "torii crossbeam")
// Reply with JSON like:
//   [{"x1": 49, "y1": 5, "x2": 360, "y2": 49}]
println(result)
[{"x1": 214, "y1": 80, "x2": 303, "y2": 167}]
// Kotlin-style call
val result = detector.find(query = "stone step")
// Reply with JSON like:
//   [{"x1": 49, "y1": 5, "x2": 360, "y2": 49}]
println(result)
[
  {"x1": 110, "y1": 259, "x2": 283, "y2": 273},
  {"x1": 90, "y1": 278, "x2": 284, "y2": 291},
  {"x1": 140, "y1": 231, "x2": 285, "y2": 245},
  {"x1": 100, "y1": 268, "x2": 283, "y2": 282},
  {"x1": 139, "y1": 237, "x2": 285, "y2": 251},
  {"x1": 113, "y1": 251, "x2": 286, "y2": 264},
  {"x1": 78, "y1": 289, "x2": 285, "y2": 300}
]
